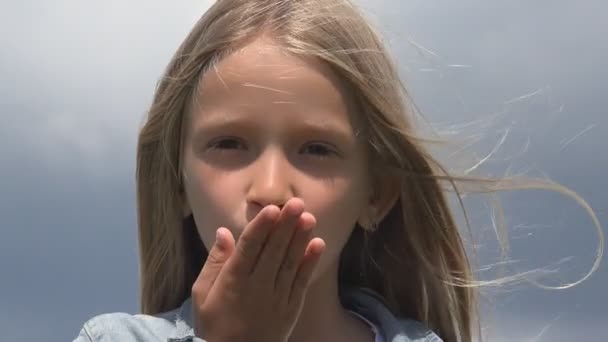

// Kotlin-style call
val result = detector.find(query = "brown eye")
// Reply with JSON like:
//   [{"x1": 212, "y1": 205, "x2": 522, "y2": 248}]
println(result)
[
  {"x1": 301, "y1": 143, "x2": 337, "y2": 158},
  {"x1": 207, "y1": 137, "x2": 246, "y2": 151}
]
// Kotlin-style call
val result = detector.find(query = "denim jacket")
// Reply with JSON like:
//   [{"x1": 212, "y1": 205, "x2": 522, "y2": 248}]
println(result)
[{"x1": 73, "y1": 288, "x2": 442, "y2": 342}]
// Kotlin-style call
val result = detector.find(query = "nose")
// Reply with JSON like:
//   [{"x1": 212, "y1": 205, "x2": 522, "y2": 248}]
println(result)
[{"x1": 245, "y1": 146, "x2": 294, "y2": 209}]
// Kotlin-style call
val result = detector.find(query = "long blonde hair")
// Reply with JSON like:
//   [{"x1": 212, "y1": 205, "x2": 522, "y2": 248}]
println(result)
[{"x1": 135, "y1": 1, "x2": 603, "y2": 341}]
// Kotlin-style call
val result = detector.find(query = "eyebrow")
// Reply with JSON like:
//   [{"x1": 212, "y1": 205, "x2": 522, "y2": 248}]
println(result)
[
  {"x1": 193, "y1": 113, "x2": 356, "y2": 144},
  {"x1": 297, "y1": 118, "x2": 356, "y2": 144}
]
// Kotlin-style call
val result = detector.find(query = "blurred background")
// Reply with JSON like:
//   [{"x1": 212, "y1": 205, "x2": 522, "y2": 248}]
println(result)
[{"x1": 1, "y1": 1, "x2": 606, "y2": 340}]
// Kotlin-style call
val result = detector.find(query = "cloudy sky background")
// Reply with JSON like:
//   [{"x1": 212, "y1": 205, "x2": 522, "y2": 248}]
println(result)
[{"x1": 1, "y1": 0, "x2": 606, "y2": 340}]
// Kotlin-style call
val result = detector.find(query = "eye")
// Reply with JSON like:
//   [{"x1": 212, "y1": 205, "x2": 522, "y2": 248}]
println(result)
[
  {"x1": 301, "y1": 143, "x2": 338, "y2": 158},
  {"x1": 206, "y1": 137, "x2": 246, "y2": 151}
]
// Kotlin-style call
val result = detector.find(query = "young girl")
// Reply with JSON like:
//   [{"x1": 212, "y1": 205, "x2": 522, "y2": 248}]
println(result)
[{"x1": 74, "y1": 0, "x2": 602, "y2": 341}]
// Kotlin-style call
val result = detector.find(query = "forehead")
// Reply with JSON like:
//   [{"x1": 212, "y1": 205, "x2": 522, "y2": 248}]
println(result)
[
  {"x1": 189, "y1": 36, "x2": 360, "y2": 132},
  {"x1": 203, "y1": 37, "x2": 345, "y2": 97}
]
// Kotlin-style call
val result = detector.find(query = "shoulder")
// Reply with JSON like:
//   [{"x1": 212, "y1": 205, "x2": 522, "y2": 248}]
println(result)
[
  {"x1": 74, "y1": 305, "x2": 197, "y2": 342},
  {"x1": 396, "y1": 318, "x2": 443, "y2": 342},
  {"x1": 341, "y1": 287, "x2": 443, "y2": 342},
  {"x1": 75, "y1": 312, "x2": 176, "y2": 341}
]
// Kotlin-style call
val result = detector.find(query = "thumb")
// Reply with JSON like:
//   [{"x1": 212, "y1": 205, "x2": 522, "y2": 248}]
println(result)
[{"x1": 192, "y1": 227, "x2": 235, "y2": 303}]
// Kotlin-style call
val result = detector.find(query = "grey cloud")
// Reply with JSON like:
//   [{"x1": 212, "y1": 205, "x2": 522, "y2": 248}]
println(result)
[{"x1": 1, "y1": 0, "x2": 606, "y2": 340}]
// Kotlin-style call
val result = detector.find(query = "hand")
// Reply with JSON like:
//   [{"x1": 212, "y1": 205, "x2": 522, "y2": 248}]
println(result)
[{"x1": 191, "y1": 198, "x2": 325, "y2": 342}]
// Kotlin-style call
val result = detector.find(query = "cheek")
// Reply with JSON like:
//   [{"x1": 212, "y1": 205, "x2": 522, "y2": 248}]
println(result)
[
  {"x1": 304, "y1": 158, "x2": 369, "y2": 227},
  {"x1": 309, "y1": 184, "x2": 361, "y2": 234},
  {"x1": 184, "y1": 163, "x2": 245, "y2": 250},
  {"x1": 303, "y1": 176, "x2": 367, "y2": 260}
]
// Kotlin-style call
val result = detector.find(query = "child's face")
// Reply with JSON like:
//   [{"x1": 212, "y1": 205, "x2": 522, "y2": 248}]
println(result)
[{"x1": 181, "y1": 37, "x2": 374, "y2": 283}]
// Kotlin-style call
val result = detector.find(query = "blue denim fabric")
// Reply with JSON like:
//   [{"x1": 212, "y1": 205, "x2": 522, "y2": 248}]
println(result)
[{"x1": 74, "y1": 287, "x2": 442, "y2": 342}]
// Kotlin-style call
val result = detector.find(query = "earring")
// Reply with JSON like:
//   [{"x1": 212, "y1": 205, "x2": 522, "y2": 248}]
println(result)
[{"x1": 364, "y1": 219, "x2": 378, "y2": 233}]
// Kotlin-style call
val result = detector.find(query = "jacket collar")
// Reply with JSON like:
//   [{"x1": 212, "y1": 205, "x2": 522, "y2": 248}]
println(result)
[
  {"x1": 167, "y1": 287, "x2": 440, "y2": 342},
  {"x1": 165, "y1": 296, "x2": 195, "y2": 341},
  {"x1": 340, "y1": 287, "x2": 441, "y2": 341}
]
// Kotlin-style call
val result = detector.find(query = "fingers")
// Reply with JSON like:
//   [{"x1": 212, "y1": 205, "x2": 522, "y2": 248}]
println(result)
[
  {"x1": 289, "y1": 238, "x2": 325, "y2": 306},
  {"x1": 203, "y1": 197, "x2": 322, "y2": 309},
  {"x1": 228, "y1": 204, "x2": 281, "y2": 276},
  {"x1": 274, "y1": 212, "x2": 315, "y2": 293},
  {"x1": 253, "y1": 198, "x2": 304, "y2": 281},
  {"x1": 192, "y1": 227, "x2": 235, "y2": 303}
]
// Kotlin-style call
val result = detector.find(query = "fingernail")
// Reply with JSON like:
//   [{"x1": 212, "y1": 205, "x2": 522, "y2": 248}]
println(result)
[{"x1": 215, "y1": 229, "x2": 224, "y2": 249}]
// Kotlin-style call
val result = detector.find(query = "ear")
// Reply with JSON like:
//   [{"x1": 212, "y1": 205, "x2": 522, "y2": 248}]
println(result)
[{"x1": 358, "y1": 172, "x2": 401, "y2": 229}]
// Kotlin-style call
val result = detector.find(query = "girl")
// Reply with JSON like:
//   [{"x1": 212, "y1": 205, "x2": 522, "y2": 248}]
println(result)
[{"x1": 74, "y1": 0, "x2": 602, "y2": 341}]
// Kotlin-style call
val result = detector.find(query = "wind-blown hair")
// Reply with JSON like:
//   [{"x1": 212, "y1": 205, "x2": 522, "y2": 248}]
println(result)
[{"x1": 135, "y1": 1, "x2": 603, "y2": 341}]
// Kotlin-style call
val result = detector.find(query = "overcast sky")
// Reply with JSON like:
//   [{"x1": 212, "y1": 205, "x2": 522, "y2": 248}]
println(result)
[{"x1": 1, "y1": 0, "x2": 606, "y2": 340}]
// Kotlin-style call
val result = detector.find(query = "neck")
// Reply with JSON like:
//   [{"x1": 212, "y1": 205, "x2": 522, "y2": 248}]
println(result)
[{"x1": 288, "y1": 260, "x2": 374, "y2": 342}]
